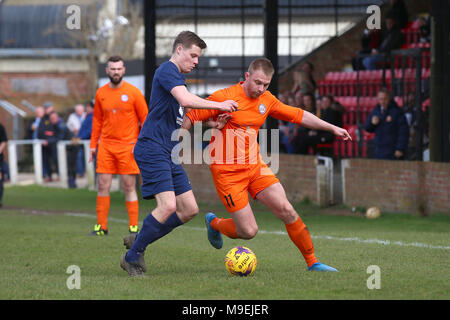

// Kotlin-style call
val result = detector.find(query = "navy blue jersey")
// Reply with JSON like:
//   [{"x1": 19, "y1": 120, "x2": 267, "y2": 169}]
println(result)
[{"x1": 138, "y1": 61, "x2": 186, "y2": 151}]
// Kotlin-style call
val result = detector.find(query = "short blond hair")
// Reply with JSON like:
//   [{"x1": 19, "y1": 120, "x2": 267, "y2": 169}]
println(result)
[{"x1": 248, "y1": 58, "x2": 274, "y2": 76}]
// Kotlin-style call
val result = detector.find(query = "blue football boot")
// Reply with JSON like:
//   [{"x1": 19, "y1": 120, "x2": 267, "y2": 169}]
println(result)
[
  {"x1": 205, "y1": 212, "x2": 223, "y2": 249},
  {"x1": 307, "y1": 262, "x2": 339, "y2": 272}
]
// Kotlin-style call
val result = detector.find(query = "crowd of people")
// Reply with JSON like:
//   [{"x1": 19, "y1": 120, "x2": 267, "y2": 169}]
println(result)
[
  {"x1": 25, "y1": 100, "x2": 94, "y2": 188},
  {"x1": 279, "y1": 60, "x2": 415, "y2": 161},
  {"x1": 278, "y1": 60, "x2": 346, "y2": 156}
]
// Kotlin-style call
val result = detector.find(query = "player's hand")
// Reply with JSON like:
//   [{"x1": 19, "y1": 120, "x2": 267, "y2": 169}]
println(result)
[
  {"x1": 89, "y1": 148, "x2": 96, "y2": 163},
  {"x1": 394, "y1": 150, "x2": 403, "y2": 158},
  {"x1": 333, "y1": 127, "x2": 352, "y2": 141},
  {"x1": 371, "y1": 115, "x2": 380, "y2": 125},
  {"x1": 215, "y1": 113, "x2": 232, "y2": 129},
  {"x1": 217, "y1": 100, "x2": 238, "y2": 113}
]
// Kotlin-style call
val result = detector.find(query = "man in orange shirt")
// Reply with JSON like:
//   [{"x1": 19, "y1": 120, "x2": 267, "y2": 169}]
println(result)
[
  {"x1": 184, "y1": 58, "x2": 351, "y2": 272},
  {"x1": 89, "y1": 55, "x2": 149, "y2": 236}
]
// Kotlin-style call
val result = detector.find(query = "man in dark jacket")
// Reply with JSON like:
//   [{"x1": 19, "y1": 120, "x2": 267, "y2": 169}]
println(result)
[
  {"x1": 37, "y1": 102, "x2": 58, "y2": 182},
  {"x1": 49, "y1": 111, "x2": 79, "y2": 188},
  {"x1": 294, "y1": 94, "x2": 344, "y2": 154},
  {"x1": 362, "y1": 14, "x2": 405, "y2": 70},
  {"x1": 364, "y1": 88, "x2": 409, "y2": 160}
]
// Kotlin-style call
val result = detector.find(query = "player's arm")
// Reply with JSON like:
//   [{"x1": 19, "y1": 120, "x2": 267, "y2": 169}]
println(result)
[
  {"x1": 170, "y1": 85, "x2": 238, "y2": 113},
  {"x1": 181, "y1": 89, "x2": 233, "y2": 130},
  {"x1": 270, "y1": 97, "x2": 351, "y2": 141},
  {"x1": 301, "y1": 111, "x2": 352, "y2": 141},
  {"x1": 135, "y1": 90, "x2": 149, "y2": 125},
  {"x1": 89, "y1": 94, "x2": 102, "y2": 162}
]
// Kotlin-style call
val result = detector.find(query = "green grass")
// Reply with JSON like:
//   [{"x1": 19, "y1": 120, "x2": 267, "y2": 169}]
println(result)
[{"x1": 1, "y1": 185, "x2": 449, "y2": 300}]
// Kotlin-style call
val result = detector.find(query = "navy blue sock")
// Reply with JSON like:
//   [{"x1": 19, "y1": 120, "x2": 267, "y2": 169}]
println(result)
[{"x1": 126, "y1": 212, "x2": 183, "y2": 262}]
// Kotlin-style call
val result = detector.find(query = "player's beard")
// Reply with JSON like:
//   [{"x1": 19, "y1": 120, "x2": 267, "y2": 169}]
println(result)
[{"x1": 109, "y1": 74, "x2": 123, "y2": 85}]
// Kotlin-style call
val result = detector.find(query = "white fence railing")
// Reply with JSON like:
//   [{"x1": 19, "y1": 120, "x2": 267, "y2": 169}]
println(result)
[{"x1": 7, "y1": 139, "x2": 95, "y2": 189}]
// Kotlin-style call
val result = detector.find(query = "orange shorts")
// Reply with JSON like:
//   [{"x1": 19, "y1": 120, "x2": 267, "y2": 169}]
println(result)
[
  {"x1": 210, "y1": 162, "x2": 279, "y2": 213},
  {"x1": 96, "y1": 141, "x2": 140, "y2": 175}
]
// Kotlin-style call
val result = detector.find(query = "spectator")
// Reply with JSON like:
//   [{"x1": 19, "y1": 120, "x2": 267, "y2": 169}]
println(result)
[
  {"x1": 66, "y1": 104, "x2": 86, "y2": 136},
  {"x1": 67, "y1": 104, "x2": 86, "y2": 177},
  {"x1": 352, "y1": 28, "x2": 381, "y2": 70},
  {"x1": 25, "y1": 106, "x2": 44, "y2": 140},
  {"x1": 386, "y1": 0, "x2": 409, "y2": 30},
  {"x1": 279, "y1": 94, "x2": 298, "y2": 154},
  {"x1": 362, "y1": 14, "x2": 405, "y2": 70},
  {"x1": 0, "y1": 122, "x2": 7, "y2": 207},
  {"x1": 403, "y1": 92, "x2": 429, "y2": 160},
  {"x1": 37, "y1": 101, "x2": 58, "y2": 182},
  {"x1": 49, "y1": 111, "x2": 78, "y2": 188},
  {"x1": 292, "y1": 93, "x2": 316, "y2": 154},
  {"x1": 290, "y1": 62, "x2": 316, "y2": 98},
  {"x1": 417, "y1": 16, "x2": 431, "y2": 43},
  {"x1": 364, "y1": 88, "x2": 409, "y2": 160},
  {"x1": 77, "y1": 101, "x2": 94, "y2": 140},
  {"x1": 294, "y1": 95, "x2": 344, "y2": 154},
  {"x1": 301, "y1": 61, "x2": 317, "y2": 93}
]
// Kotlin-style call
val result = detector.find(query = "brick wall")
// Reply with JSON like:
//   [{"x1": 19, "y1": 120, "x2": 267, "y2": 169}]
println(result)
[
  {"x1": 342, "y1": 159, "x2": 450, "y2": 215},
  {"x1": 183, "y1": 154, "x2": 319, "y2": 205}
]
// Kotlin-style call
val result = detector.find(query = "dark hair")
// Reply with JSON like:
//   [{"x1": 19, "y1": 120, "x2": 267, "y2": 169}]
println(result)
[
  {"x1": 248, "y1": 58, "x2": 274, "y2": 76},
  {"x1": 107, "y1": 55, "x2": 124, "y2": 65},
  {"x1": 302, "y1": 92, "x2": 316, "y2": 112},
  {"x1": 322, "y1": 94, "x2": 334, "y2": 103},
  {"x1": 172, "y1": 31, "x2": 207, "y2": 53},
  {"x1": 304, "y1": 61, "x2": 314, "y2": 71},
  {"x1": 378, "y1": 87, "x2": 391, "y2": 96}
]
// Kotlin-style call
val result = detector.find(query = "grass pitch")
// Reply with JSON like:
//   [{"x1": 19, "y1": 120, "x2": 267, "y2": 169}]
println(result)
[{"x1": 0, "y1": 185, "x2": 449, "y2": 300}]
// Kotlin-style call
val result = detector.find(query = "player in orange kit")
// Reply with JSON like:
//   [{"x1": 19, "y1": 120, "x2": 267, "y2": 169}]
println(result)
[
  {"x1": 88, "y1": 55, "x2": 148, "y2": 236},
  {"x1": 183, "y1": 58, "x2": 351, "y2": 271}
]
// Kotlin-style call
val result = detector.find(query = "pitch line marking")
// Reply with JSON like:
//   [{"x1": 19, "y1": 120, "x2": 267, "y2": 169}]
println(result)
[{"x1": 65, "y1": 212, "x2": 450, "y2": 251}]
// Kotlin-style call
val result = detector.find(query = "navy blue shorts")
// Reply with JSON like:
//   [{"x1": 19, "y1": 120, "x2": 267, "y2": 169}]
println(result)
[{"x1": 134, "y1": 140, "x2": 192, "y2": 200}]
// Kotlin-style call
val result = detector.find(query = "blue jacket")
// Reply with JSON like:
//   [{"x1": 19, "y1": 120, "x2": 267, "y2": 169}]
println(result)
[
  {"x1": 364, "y1": 99, "x2": 409, "y2": 160},
  {"x1": 77, "y1": 113, "x2": 93, "y2": 140}
]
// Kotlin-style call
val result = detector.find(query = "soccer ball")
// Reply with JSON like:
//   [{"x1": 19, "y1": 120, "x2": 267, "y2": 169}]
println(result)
[
  {"x1": 366, "y1": 207, "x2": 381, "y2": 219},
  {"x1": 225, "y1": 246, "x2": 257, "y2": 276}
]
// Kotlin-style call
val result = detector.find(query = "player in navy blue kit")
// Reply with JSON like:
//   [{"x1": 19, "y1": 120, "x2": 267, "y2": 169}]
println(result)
[{"x1": 120, "y1": 31, "x2": 238, "y2": 276}]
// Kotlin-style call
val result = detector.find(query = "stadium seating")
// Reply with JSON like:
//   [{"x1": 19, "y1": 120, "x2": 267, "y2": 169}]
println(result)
[{"x1": 313, "y1": 17, "x2": 431, "y2": 159}]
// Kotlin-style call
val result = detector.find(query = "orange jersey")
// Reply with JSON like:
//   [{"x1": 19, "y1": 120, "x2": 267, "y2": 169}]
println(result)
[
  {"x1": 90, "y1": 81, "x2": 148, "y2": 149},
  {"x1": 185, "y1": 82, "x2": 304, "y2": 164}
]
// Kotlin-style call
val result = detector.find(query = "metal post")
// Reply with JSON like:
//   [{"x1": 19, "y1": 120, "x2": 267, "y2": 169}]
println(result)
[
  {"x1": 83, "y1": 141, "x2": 95, "y2": 190},
  {"x1": 7, "y1": 142, "x2": 18, "y2": 185},
  {"x1": 334, "y1": 0, "x2": 338, "y2": 38},
  {"x1": 144, "y1": 0, "x2": 156, "y2": 105},
  {"x1": 415, "y1": 50, "x2": 423, "y2": 160},
  {"x1": 429, "y1": 0, "x2": 450, "y2": 161},
  {"x1": 32, "y1": 140, "x2": 43, "y2": 185},
  {"x1": 264, "y1": 0, "x2": 279, "y2": 153},
  {"x1": 57, "y1": 141, "x2": 68, "y2": 188},
  {"x1": 241, "y1": 0, "x2": 246, "y2": 79}
]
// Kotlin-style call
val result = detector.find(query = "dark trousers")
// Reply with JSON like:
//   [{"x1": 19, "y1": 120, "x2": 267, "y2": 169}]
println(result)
[
  {"x1": 67, "y1": 145, "x2": 79, "y2": 188},
  {"x1": 294, "y1": 132, "x2": 334, "y2": 154},
  {"x1": 42, "y1": 143, "x2": 58, "y2": 179},
  {"x1": 0, "y1": 156, "x2": 4, "y2": 205}
]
